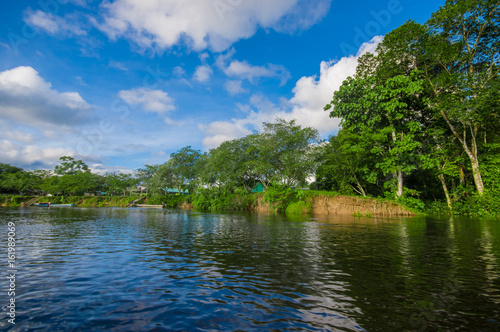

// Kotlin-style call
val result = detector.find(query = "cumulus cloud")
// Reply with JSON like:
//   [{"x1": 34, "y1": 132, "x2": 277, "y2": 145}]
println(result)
[
  {"x1": 0, "y1": 139, "x2": 74, "y2": 167},
  {"x1": 24, "y1": 9, "x2": 87, "y2": 37},
  {"x1": 193, "y1": 65, "x2": 213, "y2": 83},
  {"x1": 118, "y1": 88, "x2": 175, "y2": 114},
  {"x1": 200, "y1": 36, "x2": 383, "y2": 148},
  {"x1": 97, "y1": 0, "x2": 332, "y2": 52},
  {"x1": 285, "y1": 36, "x2": 381, "y2": 133},
  {"x1": 0, "y1": 66, "x2": 92, "y2": 128}
]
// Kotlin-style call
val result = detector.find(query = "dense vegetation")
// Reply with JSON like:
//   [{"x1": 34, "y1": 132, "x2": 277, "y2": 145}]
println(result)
[
  {"x1": 1, "y1": 1, "x2": 498, "y2": 217},
  {"x1": 320, "y1": 0, "x2": 499, "y2": 216}
]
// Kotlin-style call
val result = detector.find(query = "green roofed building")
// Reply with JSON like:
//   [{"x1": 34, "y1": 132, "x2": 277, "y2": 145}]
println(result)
[
  {"x1": 251, "y1": 183, "x2": 265, "y2": 193},
  {"x1": 166, "y1": 188, "x2": 190, "y2": 195}
]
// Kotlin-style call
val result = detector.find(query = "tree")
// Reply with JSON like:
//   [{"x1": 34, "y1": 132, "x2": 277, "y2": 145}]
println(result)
[
  {"x1": 54, "y1": 156, "x2": 90, "y2": 175},
  {"x1": 423, "y1": 0, "x2": 499, "y2": 195},
  {"x1": 104, "y1": 172, "x2": 138, "y2": 196},
  {"x1": 326, "y1": 59, "x2": 432, "y2": 198},
  {"x1": 315, "y1": 129, "x2": 380, "y2": 197},
  {"x1": 136, "y1": 165, "x2": 160, "y2": 194},
  {"x1": 168, "y1": 146, "x2": 202, "y2": 194},
  {"x1": 253, "y1": 119, "x2": 320, "y2": 189},
  {"x1": 202, "y1": 136, "x2": 260, "y2": 193},
  {"x1": 383, "y1": 1, "x2": 500, "y2": 195}
]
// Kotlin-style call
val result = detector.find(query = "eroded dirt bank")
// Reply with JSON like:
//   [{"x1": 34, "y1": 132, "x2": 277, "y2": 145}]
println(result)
[
  {"x1": 310, "y1": 195, "x2": 413, "y2": 216},
  {"x1": 252, "y1": 195, "x2": 413, "y2": 216}
]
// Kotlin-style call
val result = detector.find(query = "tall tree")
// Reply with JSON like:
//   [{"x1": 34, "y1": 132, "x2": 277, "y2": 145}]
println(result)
[
  {"x1": 203, "y1": 136, "x2": 260, "y2": 193},
  {"x1": 384, "y1": 1, "x2": 500, "y2": 195},
  {"x1": 168, "y1": 146, "x2": 202, "y2": 194},
  {"x1": 254, "y1": 119, "x2": 320, "y2": 189},
  {"x1": 316, "y1": 129, "x2": 380, "y2": 197},
  {"x1": 104, "y1": 172, "x2": 138, "y2": 196},
  {"x1": 423, "y1": 0, "x2": 499, "y2": 195},
  {"x1": 326, "y1": 57, "x2": 431, "y2": 198},
  {"x1": 54, "y1": 156, "x2": 90, "y2": 175}
]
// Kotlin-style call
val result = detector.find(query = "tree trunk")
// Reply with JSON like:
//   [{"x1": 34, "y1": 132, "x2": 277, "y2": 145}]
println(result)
[
  {"x1": 438, "y1": 173, "x2": 453, "y2": 213},
  {"x1": 391, "y1": 129, "x2": 403, "y2": 198},
  {"x1": 440, "y1": 110, "x2": 484, "y2": 195},
  {"x1": 355, "y1": 179, "x2": 366, "y2": 197},
  {"x1": 396, "y1": 170, "x2": 403, "y2": 198},
  {"x1": 469, "y1": 131, "x2": 485, "y2": 195}
]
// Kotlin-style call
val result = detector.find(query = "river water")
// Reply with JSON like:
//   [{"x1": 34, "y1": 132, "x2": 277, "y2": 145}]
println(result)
[{"x1": 0, "y1": 207, "x2": 499, "y2": 331}]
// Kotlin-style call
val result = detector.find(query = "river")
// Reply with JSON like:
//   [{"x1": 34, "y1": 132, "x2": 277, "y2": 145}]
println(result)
[{"x1": 0, "y1": 207, "x2": 499, "y2": 331}]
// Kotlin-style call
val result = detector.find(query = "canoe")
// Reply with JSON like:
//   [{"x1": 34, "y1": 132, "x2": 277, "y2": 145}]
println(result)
[{"x1": 34, "y1": 203, "x2": 74, "y2": 207}]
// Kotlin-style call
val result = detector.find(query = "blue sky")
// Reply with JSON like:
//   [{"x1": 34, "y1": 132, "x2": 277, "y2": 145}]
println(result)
[{"x1": 0, "y1": 0, "x2": 445, "y2": 173}]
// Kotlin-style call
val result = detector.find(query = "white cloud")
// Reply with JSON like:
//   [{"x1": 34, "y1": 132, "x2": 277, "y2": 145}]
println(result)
[
  {"x1": 173, "y1": 66, "x2": 186, "y2": 77},
  {"x1": 0, "y1": 139, "x2": 74, "y2": 167},
  {"x1": 24, "y1": 9, "x2": 87, "y2": 37},
  {"x1": 0, "y1": 130, "x2": 35, "y2": 144},
  {"x1": 118, "y1": 88, "x2": 175, "y2": 114},
  {"x1": 200, "y1": 36, "x2": 383, "y2": 148},
  {"x1": 88, "y1": 163, "x2": 134, "y2": 175},
  {"x1": 223, "y1": 60, "x2": 291, "y2": 86},
  {"x1": 286, "y1": 36, "x2": 382, "y2": 134},
  {"x1": 109, "y1": 61, "x2": 129, "y2": 72},
  {"x1": 0, "y1": 66, "x2": 92, "y2": 128},
  {"x1": 199, "y1": 121, "x2": 252, "y2": 149},
  {"x1": 193, "y1": 65, "x2": 213, "y2": 83},
  {"x1": 164, "y1": 118, "x2": 187, "y2": 127},
  {"x1": 97, "y1": 0, "x2": 332, "y2": 52},
  {"x1": 224, "y1": 80, "x2": 247, "y2": 95},
  {"x1": 216, "y1": 50, "x2": 291, "y2": 86}
]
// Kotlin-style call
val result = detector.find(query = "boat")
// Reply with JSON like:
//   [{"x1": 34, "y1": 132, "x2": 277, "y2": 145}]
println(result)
[
  {"x1": 34, "y1": 203, "x2": 74, "y2": 207},
  {"x1": 132, "y1": 204, "x2": 164, "y2": 209}
]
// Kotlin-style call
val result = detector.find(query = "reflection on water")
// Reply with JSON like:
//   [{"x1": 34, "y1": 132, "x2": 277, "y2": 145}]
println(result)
[{"x1": 0, "y1": 207, "x2": 499, "y2": 331}]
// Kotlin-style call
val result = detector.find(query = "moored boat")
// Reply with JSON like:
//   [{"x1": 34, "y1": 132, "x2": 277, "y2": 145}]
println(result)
[{"x1": 34, "y1": 203, "x2": 74, "y2": 207}]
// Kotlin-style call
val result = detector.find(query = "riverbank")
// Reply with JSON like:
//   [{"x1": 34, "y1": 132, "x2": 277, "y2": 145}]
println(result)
[{"x1": 1, "y1": 192, "x2": 414, "y2": 216}]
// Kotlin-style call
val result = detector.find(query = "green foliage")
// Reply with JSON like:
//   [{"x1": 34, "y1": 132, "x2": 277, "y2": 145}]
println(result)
[
  {"x1": 54, "y1": 156, "x2": 89, "y2": 175},
  {"x1": 263, "y1": 185, "x2": 296, "y2": 213},
  {"x1": 193, "y1": 187, "x2": 256, "y2": 212},
  {"x1": 285, "y1": 200, "x2": 312, "y2": 215},
  {"x1": 147, "y1": 194, "x2": 187, "y2": 208},
  {"x1": 315, "y1": 130, "x2": 380, "y2": 196},
  {"x1": 319, "y1": 0, "x2": 499, "y2": 211},
  {"x1": 353, "y1": 211, "x2": 363, "y2": 218},
  {"x1": 0, "y1": 196, "x2": 33, "y2": 207},
  {"x1": 452, "y1": 193, "x2": 500, "y2": 218},
  {"x1": 262, "y1": 185, "x2": 313, "y2": 214},
  {"x1": 168, "y1": 146, "x2": 203, "y2": 194},
  {"x1": 397, "y1": 196, "x2": 425, "y2": 213},
  {"x1": 202, "y1": 137, "x2": 260, "y2": 193},
  {"x1": 256, "y1": 119, "x2": 321, "y2": 188},
  {"x1": 104, "y1": 172, "x2": 138, "y2": 196}
]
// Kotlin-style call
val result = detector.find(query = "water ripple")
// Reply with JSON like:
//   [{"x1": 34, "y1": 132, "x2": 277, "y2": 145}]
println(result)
[{"x1": 0, "y1": 209, "x2": 499, "y2": 331}]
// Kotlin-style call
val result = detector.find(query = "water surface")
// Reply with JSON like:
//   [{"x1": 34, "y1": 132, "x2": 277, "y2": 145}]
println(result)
[{"x1": 0, "y1": 207, "x2": 499, "y2": 331}]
